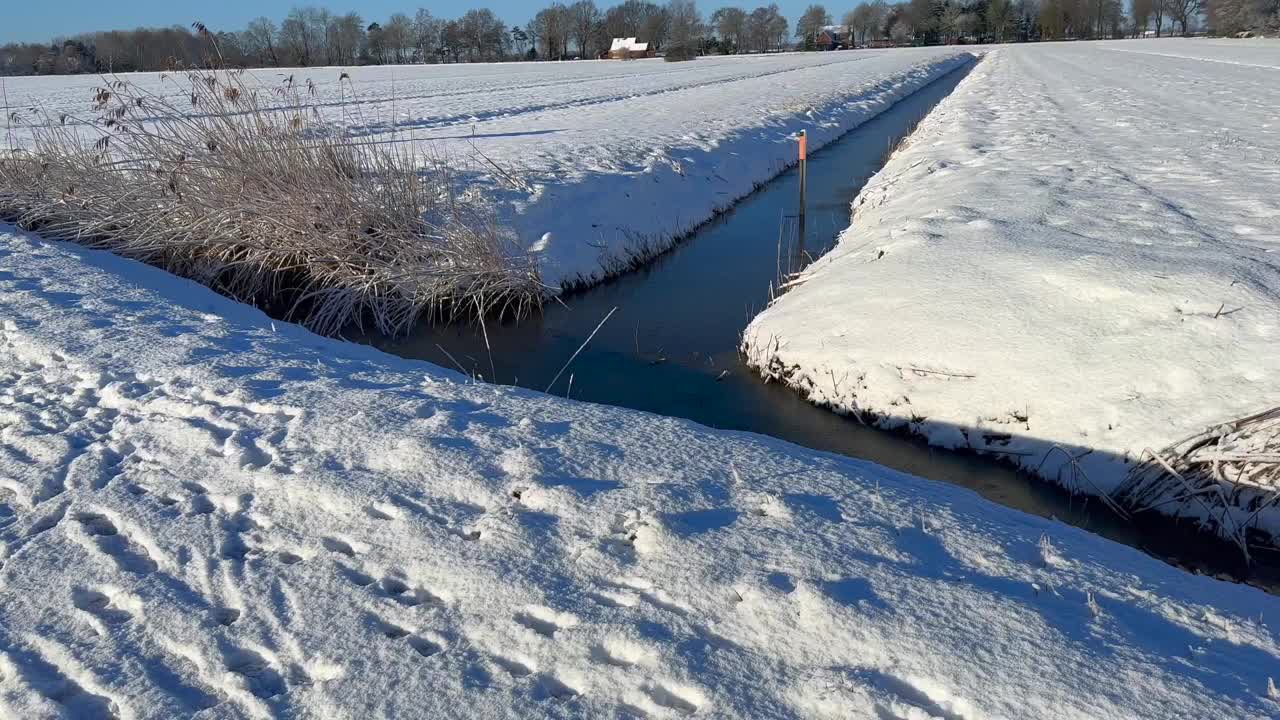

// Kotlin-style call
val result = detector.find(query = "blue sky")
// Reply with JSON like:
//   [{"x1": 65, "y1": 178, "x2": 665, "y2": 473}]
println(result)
[{"x1": 5, "y1": 0, "x2": 820, "y2": 44}]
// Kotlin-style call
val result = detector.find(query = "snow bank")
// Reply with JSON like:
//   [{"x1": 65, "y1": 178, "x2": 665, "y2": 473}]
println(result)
[
  {"x1": 2, "y1": 224, "x2": 1280, "y2": 717},
  {"x1": 743, "y1": 41, "x2": 1280, "y2": 537},
  {"x1": 4, "y1": 50, "x2": 972, "y2": 288}
]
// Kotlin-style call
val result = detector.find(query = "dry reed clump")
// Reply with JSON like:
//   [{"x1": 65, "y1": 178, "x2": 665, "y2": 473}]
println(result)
[
  {"x1": 0, "y1": 47, "x2": 541, "y2": 336},
  {"x1": 1112, "y1": 406, "x2": 1280, "y2": 555}
]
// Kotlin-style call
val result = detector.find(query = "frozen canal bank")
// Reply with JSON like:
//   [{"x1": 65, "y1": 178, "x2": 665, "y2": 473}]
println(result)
[{"x1": 744, "y1": 40, "x2": 1280, "y2": 543}]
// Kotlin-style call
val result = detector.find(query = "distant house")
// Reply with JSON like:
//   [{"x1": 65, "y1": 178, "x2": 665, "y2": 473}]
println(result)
[
  {"x1": 816, "y1": 27, "x2": 849, "y2": 50},
  {"x1": 609, "y1": 37, "x2": 654, "y2": 59}
]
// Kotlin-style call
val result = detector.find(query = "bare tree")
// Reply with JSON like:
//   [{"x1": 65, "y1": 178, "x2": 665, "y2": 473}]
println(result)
[
  {"x1": 1153, "y1": 0, "x2": 1169, "y2": 33},
  {"x1": 941, "y1": 3, "x2": 964, "y2": 41},
  {"x1": 327, "y1": 13, "x2": 364, "y2": 65},
  {"x1": 1207, "y1": 0, "x2": 1279, "y2": 32},
  {"x1": 711, "y1": 7, "x2": 749, "y2": 51},
  {"x1": 746, "y1": 3, "x2": 789, "y2": 51},
  {"x1": 242, "y1": 17, "x2": 279, "y2": 66},
  {"x1": 459, "y1": 9, "x2": 508, "y2": 62},
  {"x1": 531, "y1": 4, "x2": 572, "y2": 59},
  {"x1": 841, "y1": 9, "x2": 859, "y2": 46},
  {"x1": 413, "y1": 9, "x2": 443, "y2": 63},
  {"x1": 665, "y1": 0, "x2": 704, "y2": 59},
  {"x1": 569, "y1": 1, "x2": 602, "y2": 58},
  {"x1": 441, "y1": 20, "x2": 466, "y2": 61},
  {"x1": 643, "y1": 5, "x2": 671, "y2": 49},
  {"x1": 280, "y1": 7, "x2": 328, "y2": 66},
  {"x1": 986, "y1": 0, "x2": 1016, "y2": 39},
  {"x1": 382, "y1": 13, "x2": 414, "y2": 63},
  {"x1": 1167, "y1": 0, "x2": 1204, "y2": 30},
  {"x1": 796, "y1": 5, "x2": 833, "y2": 48}
]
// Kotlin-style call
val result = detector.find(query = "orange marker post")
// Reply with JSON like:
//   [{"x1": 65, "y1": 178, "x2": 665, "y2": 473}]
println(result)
[{"x1": 797, "y1": 130, "x2": 808, "y2": 250}]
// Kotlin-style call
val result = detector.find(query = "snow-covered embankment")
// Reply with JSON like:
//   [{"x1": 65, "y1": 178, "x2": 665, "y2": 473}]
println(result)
[
  {"x1": 743, "y1": 41, "x2": 1280, "y2": 538},
  {"x1": 507, "y1": 51, "x2": 977, "y2": 287},
  {"x1": 2, "y1": 225, "x2": 1279, "y2": 717}
]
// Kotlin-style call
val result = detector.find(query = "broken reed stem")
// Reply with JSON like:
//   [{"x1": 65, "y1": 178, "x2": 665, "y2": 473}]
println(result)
[
  {"x1": 545, "y1": 306, "x2": 617, "y2": 393},
  {"x1": 1, "y1": 74, "x2": 13, "y2": 155},
  {"x1": 1112, "y1": 406, "x2": 1280, "y2": 556}
]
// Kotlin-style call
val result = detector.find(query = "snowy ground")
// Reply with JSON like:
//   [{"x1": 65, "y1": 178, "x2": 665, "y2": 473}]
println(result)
[
  {"x1": 5, "y1": 40, "x2": 1280, "y2": 718},
  {"x1": 3, "y1": 222, "x2": 1280, "y2": 717},
  {"x1": 2, "y1": 49, "x2": 970, "y2": 287},
  {"x1": 743, "y1": 39, "x2": 1280, "y2": 536}
]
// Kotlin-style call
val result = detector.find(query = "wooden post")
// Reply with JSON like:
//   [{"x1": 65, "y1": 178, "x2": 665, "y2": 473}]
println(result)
[{"x1": 797, "y1": 130, "x2": 808, "y2": 251}]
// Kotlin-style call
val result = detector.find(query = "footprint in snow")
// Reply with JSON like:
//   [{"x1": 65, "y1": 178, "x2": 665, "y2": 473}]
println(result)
[{"x1": 515, "y1": 605, "x2": 579, "y2": 638}]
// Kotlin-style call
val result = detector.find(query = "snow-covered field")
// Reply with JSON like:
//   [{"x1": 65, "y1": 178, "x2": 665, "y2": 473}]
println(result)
[
  {"x1": 743, "y1": 39, "x2": 1280, "y2": 534},
  {"x1": 3, "y1": 49, "x2": 971, "y2": 287},
  {"x1": 3, "y1": 224, "x2": 1280, "y2": 718},
  {"x1": 5, "y1": 39, "x2": 1280, "y2": 718}
]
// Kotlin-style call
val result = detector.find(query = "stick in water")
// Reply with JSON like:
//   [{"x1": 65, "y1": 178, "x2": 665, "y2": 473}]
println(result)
[{"x1": 545, "y1": 306, "x2": 617, "y2": 393}]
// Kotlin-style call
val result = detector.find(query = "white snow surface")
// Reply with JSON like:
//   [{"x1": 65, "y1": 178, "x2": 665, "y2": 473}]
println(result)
[
  {"x1": 2, "y1": 221, "x2": 1280, "y2": 718},
  {"x1": 743, "y1": 40, "x2": 1280, "y2": 529},
  {"x1": 2, "y1": 50, "x2": 972, "y2": 287}
]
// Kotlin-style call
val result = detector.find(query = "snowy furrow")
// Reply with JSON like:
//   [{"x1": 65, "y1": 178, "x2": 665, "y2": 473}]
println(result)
[
  {"x1": 1, "y1": 222, "x2": 1279, "y2": 718},
  {"x1": 743, "y1": 40, "x2": 1280, "y2": 537}
]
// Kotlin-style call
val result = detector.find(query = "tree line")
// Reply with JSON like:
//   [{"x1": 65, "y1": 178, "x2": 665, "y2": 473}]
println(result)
[{"x1": 1, "y1": 0, "x2": 1271, "y2": 76}]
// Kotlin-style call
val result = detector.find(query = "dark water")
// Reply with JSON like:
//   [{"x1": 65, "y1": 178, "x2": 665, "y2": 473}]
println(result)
[{"x1": 366, "y1": 63, "x2": 1280, "y2": 592}]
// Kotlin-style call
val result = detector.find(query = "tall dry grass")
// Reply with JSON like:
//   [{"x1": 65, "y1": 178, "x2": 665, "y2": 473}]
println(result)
[{"x1": 0, "y1": 32, "x2": 541, "y2": 336}]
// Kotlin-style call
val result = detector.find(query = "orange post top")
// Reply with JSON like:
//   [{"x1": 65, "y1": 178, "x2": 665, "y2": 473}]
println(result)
[{"x1": 798, "y1": 131, "x2": 807, "y2": 161}]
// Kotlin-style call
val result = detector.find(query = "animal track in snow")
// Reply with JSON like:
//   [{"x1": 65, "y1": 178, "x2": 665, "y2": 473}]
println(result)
[
  {"x1": 591, "y1": 589, "x2": 641, "y2": 608},
  {"x1": 377, "y1": 574, "x2": 443, "y2": 607},
  {"x1": 212, "y1": 606, "x2": 242, "y2": 626},
  {"x1": 72, "y1": 586, "x2": 137, "y2": 625},
  {"x1": 28, "y1": 503, "x2": 67, "y2": 536},
  {"x1": 75, "y1": 512, "x2": 158, "y2": 574},
  {"x1": 386, "y1": 492, "x2": 486, "y2": 541},
  {"x1": 224, "y1": 647, "x2": 286, "y2": 699},
  {"x1": 639, "y1": 588, "x2": 689, "y2": 616},
  {"x1": 218, "y1": 496, "x2": 259, "y2": 562},
  {"x1": 372, "y1": 615, "x2": 445, "y2": 658},
  {"x1": 364, "y1": 504, "x2": 399, "y2": 521},
  {"x1": 534, "y1": 673, "x2": 581, "y2": 701},
  {"x1": 2, "y1": 642, "x2": 123, "y2": 719},
  {"x1": 608, "y1": 577, "x2": 688, "y2": 616},
  {"x1": 491, "y1": 654, "x2": 534, "y2": 678},
  {"x1": 407, "y1": 635, "x2": 443, "y2": 658},
  {"x1": 376, "y1": 618, "x2": 411, "y2": 639},
  {"x1": 643, "y1": 681, "x2": 705, "y2": 715},
  {"x1": 320, "y1": 536, "x2": 361, "y2": 557},
  {"x1": 216, "y1": 430, "x2": 275, "y2": 471},
  {"x1": 515, "y1": 605, "x2": 579, "y2": 638},
  {"x1": 184, "y1": 482, "x2": 216, "y2": 515},
  {"x1": 276, "y1": 550, "x2": 305, "y2": 565},
  {"x1": 337, "y1": 565, "x2": 376, "y2": 587},
  {"x1": 590, "y1": 637, "x2": 655, "y2": 668}
]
